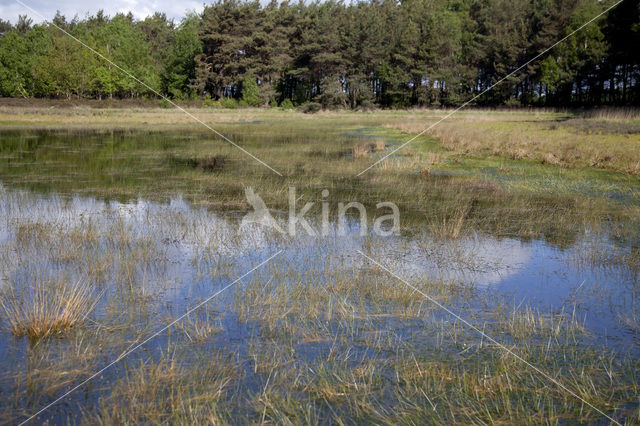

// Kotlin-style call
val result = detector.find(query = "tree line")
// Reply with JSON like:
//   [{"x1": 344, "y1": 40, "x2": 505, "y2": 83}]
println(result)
[{"x1": 0, "y1": 0, "x2": 638, "y2": 108}]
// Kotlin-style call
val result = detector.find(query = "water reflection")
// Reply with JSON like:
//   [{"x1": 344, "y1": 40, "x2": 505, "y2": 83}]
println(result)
[{"x1": 1, "y1": 187, "x2": 637, "y2": 345}]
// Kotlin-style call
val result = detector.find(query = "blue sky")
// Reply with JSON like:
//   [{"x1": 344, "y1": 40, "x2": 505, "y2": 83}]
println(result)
[{"x1": 1, "y1": 0, "x2": 205, "y2": 24}]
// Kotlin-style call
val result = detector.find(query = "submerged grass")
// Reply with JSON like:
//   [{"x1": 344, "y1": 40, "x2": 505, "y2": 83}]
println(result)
[
  {"x1": 90, "y1": 350, "x2": 235, "y2": 424},
  {"x1": 0, "y1": 187, "x2": 636, "y2": 424}
]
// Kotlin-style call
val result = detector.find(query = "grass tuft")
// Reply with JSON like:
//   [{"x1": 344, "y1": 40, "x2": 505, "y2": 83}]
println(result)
[
  {"x1": 0, "y1": 279, "x2": 99, "y2": 339},
  {"x1": 352, "y1": 142, "x2": 371, "y2": 158}
]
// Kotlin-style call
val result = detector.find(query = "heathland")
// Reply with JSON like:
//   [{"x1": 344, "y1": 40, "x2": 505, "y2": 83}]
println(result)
[{"x1": 0, "y1": 102, "x2": 639, "y2": 424}]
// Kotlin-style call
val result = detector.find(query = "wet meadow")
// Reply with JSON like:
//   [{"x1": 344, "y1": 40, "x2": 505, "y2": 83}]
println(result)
[{"x1": 0, "y1": 103, "x2": 639, "y2": 424}]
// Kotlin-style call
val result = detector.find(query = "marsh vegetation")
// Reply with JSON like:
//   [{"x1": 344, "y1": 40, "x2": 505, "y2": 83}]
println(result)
[{"x1": 0, "y1": 105, "x2": 639, "y2": 424}]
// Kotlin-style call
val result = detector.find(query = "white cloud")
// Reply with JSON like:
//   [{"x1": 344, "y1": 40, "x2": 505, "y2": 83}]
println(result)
[{"x1": 0, "y1": 0, "x2": 205, "y2": 24}]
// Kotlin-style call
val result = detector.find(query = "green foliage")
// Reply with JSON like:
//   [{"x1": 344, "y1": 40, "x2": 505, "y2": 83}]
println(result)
[
  {"x1": 0, "y1": 11, "x2": 193, "y2": 100},
  {"x1": 202, "y1": 98, "x2": 218, "y2": 107},
  {"x1": 241, "y1": 75, "x2": 261, "y2": 107},
  {"x1": 280, "y1": 99, "x2": 294, "y2": 110},
  {"x1": 317, "y1": 78, "x2": 347, "y2": 109},
  {"x1": 219, "y1": 97, "x2": 238, "y2": 109},
  {"x1": 192, "y1": 0, "x2": 640, "y2": 108},
  {"x1": 0, "y1": 26, "x2": 50, "y2": 97},
  {"x1": 162, "y1": 13, "x2": 202, "y2": 99},
  {"x1": 298, "y1": 102, "x2": 322, "y2": 114},
  {"x1": 1, "y1": 1, "x2": 639, "y2": 106}
]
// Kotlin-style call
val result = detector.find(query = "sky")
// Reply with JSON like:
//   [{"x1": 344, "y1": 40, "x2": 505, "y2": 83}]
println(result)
[{"x1": 1, "y1": 0, "x2": 205, "y2": 24}]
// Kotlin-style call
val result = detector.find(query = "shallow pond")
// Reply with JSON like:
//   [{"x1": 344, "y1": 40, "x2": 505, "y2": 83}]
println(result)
[{"x1": 0, "y1": 129, "x2": 639, "y2": 423}]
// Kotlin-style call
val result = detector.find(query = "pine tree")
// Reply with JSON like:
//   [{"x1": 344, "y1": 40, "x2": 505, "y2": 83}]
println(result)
[{"x1": 241, "y1": 74, "x2": 261, "y2": 106}]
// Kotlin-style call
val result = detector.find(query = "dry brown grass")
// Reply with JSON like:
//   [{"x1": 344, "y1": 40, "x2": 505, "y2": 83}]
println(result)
[
  {"x1": 173, "y1": 311, "x2": 221, "y2": 343},
  {"x1": 582, "y1": 107, "x2": 640, "y2": 122},
  {"x1": 373, "y1": 138, "x2": 386, "y2": 151},
  {"x1": 619, "y1": 310, "x2": 640, "y2": 332},
  {"x1": 350, "y1": 138, "x2": 386, "y2": 158},
  {"x1": 385, "y1": 111, "x2": 640, "y2": 174},
  {"x1": 352, "y1": 142, "x2": 371, "y2": 158},
  {"x1": 0, "y1": 279, "x2": 99, "y2": 339},
  {"x1": 93, "y1": 353, "x2": 234, "y2": 424},
  {"x1": 541, "y1": 152, "x2": 561, "y2": 165},
  {"x1": 429, "y1": 203, "x2": 471, "y2": 240},
  {"x1": 500, "y1": 305, "x2": 587, "y2": 340}
]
